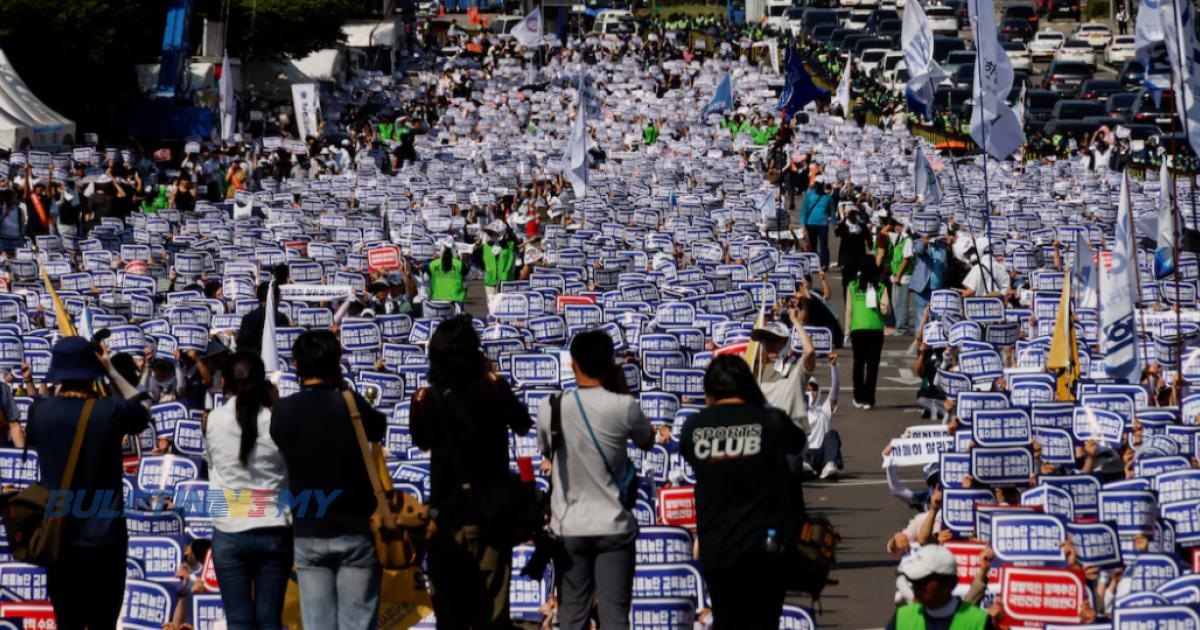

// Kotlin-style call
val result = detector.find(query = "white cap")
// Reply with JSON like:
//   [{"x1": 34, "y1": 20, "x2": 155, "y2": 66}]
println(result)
[
  {"x1": 899, "y1": 545, "x2": 957, "y2": 581},
  {"x1": 751, "y1": 320, "x2": 790, "y2": 341}
]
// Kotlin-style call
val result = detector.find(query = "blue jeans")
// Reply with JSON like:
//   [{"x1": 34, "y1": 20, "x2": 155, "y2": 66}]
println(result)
[
  {"x1": 294, "y1": 534, "x2": 381, "y2": 630},
  {"x1": 212, "y1": 527, "x2": 293, "y2": 630},
  {"x1": 913, "y1": 290, "x2": 930, "y2": 330},
  {"x1": 893, "y1": 283, "x2": 912, "y2": 333}
]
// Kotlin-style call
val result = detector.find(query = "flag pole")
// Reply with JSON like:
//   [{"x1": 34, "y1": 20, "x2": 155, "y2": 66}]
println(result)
[
  {"x1": 1124, "y1": 170, "x2": 1151, "y2": 373},
  {"x1": 969, "y1": 0, "x2": 999, "y2": 295},
  {"x1": 1170, "y1": 68, "x2": 1183, "y2": 377}
]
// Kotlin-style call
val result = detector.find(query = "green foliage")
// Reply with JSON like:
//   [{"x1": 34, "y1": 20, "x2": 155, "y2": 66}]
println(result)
[
  {"x1": 1086, "y1": 0, "x2": 1111, "y2": 20},
  {"x1": 211, "y1": 0, "x2": 357, "y2": 60},
  {"x1": 0, "y1": 0, "x2": 166, "y2": 133}
]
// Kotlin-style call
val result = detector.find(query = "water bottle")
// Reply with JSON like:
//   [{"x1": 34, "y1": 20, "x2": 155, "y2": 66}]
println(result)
[{"x1": 764, "y1": 528, "x2": 780, "y2": 554}]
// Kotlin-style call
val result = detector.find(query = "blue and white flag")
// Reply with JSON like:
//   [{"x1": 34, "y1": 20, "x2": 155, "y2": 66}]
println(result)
[
  {"x1": 703, "y1": 74, "x2": 734, "y2": 118},
  {"x1": 913, "y1": 146, "x2": 942, "y2": 205},
  {"x1": 1012, "y1": 83, "x2": 1027, "y2": 127},
  {"x1": 779, "y1": 46, "x2": 827, "y2": 116},
  {"x1": 1102, "y1": 172, "x2": 1141, "y2": 383},
  {"x1": 562, "y1": 74, "x2": 589, "y2": 199},
  {"x1": 1159, "y1": 0, "x2": 1200, "y2": 157},
  {"x1": 968, "y1": 0, "x2": 1025, "y2": 160},
  {"x1": 902, "y1": 0, "x2": 946, "y2": 113},
  {"x1": 76, "y1": 304, "x2": 95, "y2": 342},
  {"x1": 835, "y1": 55, "x2": 852, "y2": 116},
  {"x1": 1155, "y1": 159, "x2": 1176, "y2": 279}
]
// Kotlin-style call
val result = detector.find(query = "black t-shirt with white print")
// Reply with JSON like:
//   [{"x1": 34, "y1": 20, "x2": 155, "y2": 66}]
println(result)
[{"x1": 681, "y1": 402, "x2": 805, "y2": 572}]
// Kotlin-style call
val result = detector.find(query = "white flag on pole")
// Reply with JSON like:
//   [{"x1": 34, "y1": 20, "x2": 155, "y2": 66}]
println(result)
[
  {"x1": 220, "y1": 52, "x2": 236, "y2": 142},
  {"x1": 1159, "y1": 0, "x2": 1200, "y2": 157},
  {"x1": 835, "y1": 55, "x2": 852, "y2": 116},
  {"x1": 561, "y1": 75, "x2": 588, "y2": 199},
  {"x1": 510, "y1": 6, "x2": 544, "y2": 48},
  {"x1": 263, "y1": 281, "x2": 280, "y2": 373},
  {"x1": 913, "y1": 146, "x2": 942, "y2": 206},
  {"x1": 902, "y1": 0, "x2": 946, "y2": 108},
  {"x1": 291, "y1": 83, "x2": 320, "y2": 141},
  {"x1": 1074, "y1": 232, "x2": 1099, "y2": 311},
  {"x1": 968, "y1": 0, "x2": 1025, "y2": 160}
]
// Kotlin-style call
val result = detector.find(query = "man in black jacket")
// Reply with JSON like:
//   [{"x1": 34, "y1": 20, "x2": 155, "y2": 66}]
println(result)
[
  {"x1": 271, "y1": 330, "x2": 387, "y2": 628},
  {"x1": 236, "y1": 281, "x2": 290, "y2": 356}
]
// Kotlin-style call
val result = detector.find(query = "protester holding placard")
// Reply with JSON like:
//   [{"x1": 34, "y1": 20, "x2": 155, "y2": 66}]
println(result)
[
  {"x1": 410, "y1": 316, "x2": 533, "y2": 628},
  {"x1": 805, "y1": 353, "x2": 843, "y2": 480},
  {"x1": 681, "y1": 355, "x2": 805, "y2": 628},
  {"x1": 237, "y1": 281, "x2": 290, "y2": 357},
  {"x1": 536, "y1": 330, "x2": 655, "y2": 630},
  {"x1": 205, "y1": 352, "x2": 291, "y2": 628},
  {"x1": 25, "y1": 336, "x2": 151, "y2": 627},
  {"x1": 886, "y1": 545, "x2": 991, "y2": 630}
]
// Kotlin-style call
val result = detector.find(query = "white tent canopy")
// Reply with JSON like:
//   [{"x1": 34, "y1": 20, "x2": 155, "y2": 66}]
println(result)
[{"x1": 0, "y1": 48, "x2": 75, "y2": 151}]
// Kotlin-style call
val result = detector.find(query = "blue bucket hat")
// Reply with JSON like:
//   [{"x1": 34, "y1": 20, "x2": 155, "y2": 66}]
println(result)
[{"x1": 47, "y1": 336, "x2": 104, "y2": 384}]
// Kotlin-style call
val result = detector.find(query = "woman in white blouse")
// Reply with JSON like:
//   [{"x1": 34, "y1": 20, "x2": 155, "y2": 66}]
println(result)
[{"x1": 204, "y1": 352, "x2": 291, "y2": 628}]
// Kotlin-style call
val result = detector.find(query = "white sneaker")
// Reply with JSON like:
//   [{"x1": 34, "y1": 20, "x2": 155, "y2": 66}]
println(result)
[
  {"x1": 862, "y1": 404, "x2": 874, "y2": 410},
  {"x1": 820, "y1": 462, "x2": 839, "y2": 480},
  {"x1": 802, "y1": 461, "x2": 817, "y2": 476}
]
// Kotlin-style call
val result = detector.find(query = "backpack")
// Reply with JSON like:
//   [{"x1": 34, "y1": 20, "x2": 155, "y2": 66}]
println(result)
[{"x1": 783, "y1": 512, "x2": 841, "y2": 602}]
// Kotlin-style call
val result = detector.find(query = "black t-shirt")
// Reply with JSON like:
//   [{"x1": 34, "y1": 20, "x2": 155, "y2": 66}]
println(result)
[
  {"x1": 26, "y1": 396, "x2": 151, "y2": 548},
  {"x1": 410, "y1": 373, "x2": 532, "y2": 530},
  {"x1": 270, "y1": 384, "x2": 386, "y2": 538},
  {"x1": 681, "y1": 403, "x2": 804, "y2": 572}
]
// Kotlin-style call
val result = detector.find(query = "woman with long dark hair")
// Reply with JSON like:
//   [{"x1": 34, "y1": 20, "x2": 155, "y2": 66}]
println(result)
[
  {"x1": 410, "y1": 316, "x2": 533, "y2": 628},
  {"x1": 681, "y1": 355, "x2": 805, "y2": 629},
  {"x1": 204, "y1": 351, "x2": 292, "y2": 628},
  {"x1": 428, "y1": 245, "x2": 468, "y2": 305},
  {"x1": 536, "y1": 330, "x2": 654, "y2": 630}
]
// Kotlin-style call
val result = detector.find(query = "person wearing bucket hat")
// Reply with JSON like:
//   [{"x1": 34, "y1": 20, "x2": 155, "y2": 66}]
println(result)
[
  {"x1": 886, "y1": 545, "x2": 990, "y2": 630},
  {"x1": 25, "y1": 336, "x2": 151, "y2": 627}
]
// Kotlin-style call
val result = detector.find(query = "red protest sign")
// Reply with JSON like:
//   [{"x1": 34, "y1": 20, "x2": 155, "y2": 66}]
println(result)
[
  {"x1": 284, "y1": 240, "x2": 309, "y2": 257},
  {"x1": 1000, "y1": 566, "x2": 1085, "y2": 626},
  {"x1": 943, "y1": 541, "x2": 988, "y2": 587},
  {"x1": 0, "y1": 602, "x2": 55, "y2": 628},
  {"x1": 658, "y1": 487, "x2": 697, "y2": 529},
  {"x1": 556, "y1": 295, "x2": 597, "y2": 313},
  {"x1": 1193, "y1": 548, "x2": 1200, "y2": 574},
  {"x1": 368, "y1": 245, "x2": 401, "y2": 272},
  {"x1": 202, "y1": 548, "x2": 220, "y2": 592}
]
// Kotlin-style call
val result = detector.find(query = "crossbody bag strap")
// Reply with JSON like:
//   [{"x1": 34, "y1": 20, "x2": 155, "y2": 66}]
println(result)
[
  {"x1": 60, "y1": 399, "x2": 96, "y2": 491},
  {"x1": 342, "y1": 389, "x2": 395, "y2": 529},
  {"x1": 572, "y1": 389, "x2": 617, "y2": 481}
]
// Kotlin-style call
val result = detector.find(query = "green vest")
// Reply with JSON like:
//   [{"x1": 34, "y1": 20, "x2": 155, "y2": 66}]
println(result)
[
  {"x1": 378, "y1": 122, "x2": 395, "y2": 141},
  {"x1": 849, "y1": 279, "x2": 886, "y2": 331},
  {"x1": 891, "y1": 235, "x2": 912, "y2": 277},
  {"x1": 482, "y1": 241, "x2": 515, "y2": 287},
  {"x1": 895, "y1": 601, "x2": 988, "y2": 630},
  {"x1": 643, "y1": 125, "x2": 659, "y2": 145},
  {"x1": 430, "y1": 257, "x2": 466, "y2": 302}
]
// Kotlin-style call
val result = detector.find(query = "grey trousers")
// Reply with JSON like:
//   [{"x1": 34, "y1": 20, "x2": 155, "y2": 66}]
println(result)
[{"x1": 557, "y1": 530, "x2": 637, "y2": 630}]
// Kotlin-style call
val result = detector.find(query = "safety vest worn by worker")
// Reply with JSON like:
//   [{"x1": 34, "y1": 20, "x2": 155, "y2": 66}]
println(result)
[
  {"x1": 429, "y1": 257, "x2": 466, "y2": 302},
  {"x1": 894, "y1": 601, "x2": 988, "y2": 630},
  {"x1": 482, "y1": 241, "x2": 515, "y2": 287}
]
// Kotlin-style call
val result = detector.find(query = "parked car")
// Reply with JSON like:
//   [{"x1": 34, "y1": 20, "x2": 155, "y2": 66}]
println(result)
[
  {"x1": 877, "y1": 18, "x2": 902, "y2": 42},
  {"x1": 1072, "y1": 22, "x2": 1113, "y2": 50},
  {"x1": 1106, "y1": 35, "x2": 1137, "y2": 66},
  {"x1": 926, "y1": 6, "x2": 959, "y2": 35},
  {"x1": 1003, "y1": 4, "x2": 1039, "y2": 29},
  {"x1": 881, "y1": 52, "x2": 906, "y2": 78},
  {"x1": 811, "y1": 23, "x2": 838, "y2": 42},
  {"x1": 1129, "y1": 88, "x2": 1178, "y2": 130},
  {"x1": 1029, "y1": 30, "x2": 1065, "y2": 61},
  {"x1": 1051, "y1": 99, "x2": 1107, "y2": 121},
  {"x1": 845, "y1": 8, "x2": 871, "y2": 28},
  {"x1": 1054, "y1": 39, "x2": 1097, "y2": 66},
  {"x1": 1024, "y1": 90, "x2": 1061, "y2": 125},
  {"x1": 932, "y1": 36, "x2": 968, "y2": 64},
  {"x1": 934, "y1": 86, "x2": 973, "y2": 116},
  {"x1": 949, "y1": 64, "x2": 974, "y2": 88},
  {"x1": 886, "y1": 66, "x2": 911, "y2": 94},
  {"x1": 1075, "y1": 79, "x2": 1122, "y2": 101},
  {"x1": 852, "y1": 37, "x2": 893, "y2": 56},
  {"x1": 942, "y1": 50, "x2": 977, "y2": 76},
  {"x1": 858, "y1": 49, "x2": 890, "y2": 75},
  {"x1": 1047, "y1": 0, "x2": 1080, "y2": 20},
  {"x1": 1105, "y1": 92, "x2": 1137, "y2": 120},
  {"x1": 1001, "y1": 18, "x2": 1034, "y2": 42},
  {"x1": 1002, "y1": 41, "x2": 1034, "y2": 71},
  {"x1": 1042, "y1": 60, "x2": 1093, "y2": 94}
]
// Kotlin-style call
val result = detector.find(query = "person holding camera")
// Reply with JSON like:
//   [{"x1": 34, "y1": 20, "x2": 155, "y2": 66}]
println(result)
[{"x1": 536, "y1": 330, "x2": 655, "y2": 630}]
